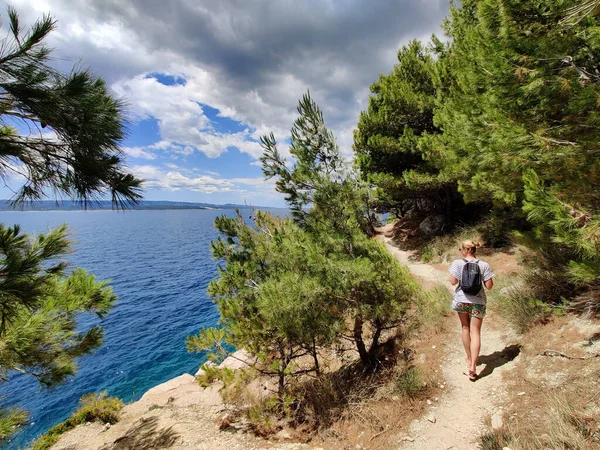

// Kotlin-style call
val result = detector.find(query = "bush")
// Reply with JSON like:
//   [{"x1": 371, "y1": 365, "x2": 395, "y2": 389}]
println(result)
[
  {"x1": 30, "y1": 392, "x2": 124, "y2": 450},
  {"x1": 394, "y1": 366, "x2": 424, "y2": 399},
  {"x1": 497, "y1": 285, "x2": 554, "y2": 333},
  {"x1": 421, "y1": 245, "x2": 434, "y2": 263},
  {"x1": 476, "y1": 208, "x2": 526, "y2": 249},
  {"x1": 0, "y1": 408, "x2": 27, "y2": 441},
  {"x1": 415, "y1": 285, "x2": 452, "y2": 332}
]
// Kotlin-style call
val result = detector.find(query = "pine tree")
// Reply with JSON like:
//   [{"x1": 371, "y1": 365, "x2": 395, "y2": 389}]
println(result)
[
  {"x1": 0, "y1": 8, "x2": 140, "y2": 439},
  {"x1": 0, "y1": 6, "x2": 142, "y2": 207},
  {"x1": 0, "y1": 224, "x2": 116, "y2": 439},
  {"x1": 436, "y1": 0, "x2": 600, "y2": 208},
  {"x1": 353, "y1": 40, "x2": 459, "y2": 219},
  {"x1": 434, "y1": 0, "x2": 600, "y2": 293},
  {"x1": 188, "y1": 94, "x2": 420, "y2": 407},
  {"x1": 261, "y1": 93, "x2": 419, "y2": 367}
]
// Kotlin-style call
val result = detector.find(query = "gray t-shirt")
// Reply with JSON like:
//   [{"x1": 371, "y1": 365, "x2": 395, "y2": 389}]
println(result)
[{"x1": 449, "y1": 259, "x2": 494, "y2": 305}]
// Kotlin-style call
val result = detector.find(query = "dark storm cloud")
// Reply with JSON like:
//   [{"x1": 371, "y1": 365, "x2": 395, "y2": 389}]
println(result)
[
  {"x1": 10, "y1": 0, "x2": 449, "y2": 153},
  {"x1": 90, "y1": 0, "x2": 446, "y2": 82}
]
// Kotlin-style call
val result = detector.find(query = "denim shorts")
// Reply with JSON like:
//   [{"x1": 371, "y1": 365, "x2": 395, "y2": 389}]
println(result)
[{"x1": 451, "y1": 301, "x2": 486, "y2": 319}]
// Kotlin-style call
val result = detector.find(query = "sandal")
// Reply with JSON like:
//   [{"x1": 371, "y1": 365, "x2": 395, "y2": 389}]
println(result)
[{"x1": 468, "y1": 370, "x2": 478, "y2": 381}]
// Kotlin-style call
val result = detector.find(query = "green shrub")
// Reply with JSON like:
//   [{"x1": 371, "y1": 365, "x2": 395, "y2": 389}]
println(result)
[
  {"x1": 0, "y1": 408, "x2": 27, "y2": 441},
  {"x1": 30, "y1": 392, "x2": 124, "y2": 450},
  {"x1": 394, "y1": 366, "x2": 424, "y2": 398},
  {"x1": 497, "y1": 285, "x2": 554, "y2": 334},
  {"x1": 416, "y1": 285, "x2": 452, "y2": 332},
  {"x1": 476, "y1": 208, "x2": 526, "y2": 249},
  {"x1": 421, "y1": 245, "x2": 434, "y2": 263}
]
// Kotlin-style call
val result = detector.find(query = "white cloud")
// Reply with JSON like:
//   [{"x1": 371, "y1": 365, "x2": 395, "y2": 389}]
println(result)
[
  {"x1": 131, "y1": 165, "x2": 275, "y2": 196},
  {"x1": 113, "y1": 74, "x2": 265, "y2": 159},
  {"x1": 122, "y1": 146, "x2": 156, "y2": 160}
]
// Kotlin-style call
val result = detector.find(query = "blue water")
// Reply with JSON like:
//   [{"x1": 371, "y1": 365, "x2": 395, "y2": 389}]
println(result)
[{"x1": 0, "y1": 209, "x2": 273, "y2": 449}]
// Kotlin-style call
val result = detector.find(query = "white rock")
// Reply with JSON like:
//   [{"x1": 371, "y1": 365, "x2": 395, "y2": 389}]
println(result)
[
  {"x1": 401, "y1": 436, "x2": 415, "y2": 442},
  {"x1": 427, "y1": 414, "x2": 436, "y2": 423},
  {"x1": 491, "y1": 411, "x2": 504, "y2": 430},
  {"x1": 517, "y1": 391, "x2": 526, "y2": 396},
  {"x1": 275, "y1": 429, "x2": 292, "y2": 440},
  {"x1": 426, "y1": 399, "x2": 432, "y2": 405},
  {"x1": 141, "y1": 373, "x2": 196, "y2": 401},
  {"x1": 219, "y1": 349, "x2": 255, "y2": 370}
]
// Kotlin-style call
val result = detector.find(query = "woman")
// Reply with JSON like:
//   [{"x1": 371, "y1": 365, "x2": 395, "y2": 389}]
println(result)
[{"x1": 448, "y1": 240, "x2": 494, "y2": 381}]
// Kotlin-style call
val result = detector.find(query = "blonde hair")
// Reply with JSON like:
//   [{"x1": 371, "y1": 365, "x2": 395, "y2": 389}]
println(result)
[{"x1": 459, "y1": 240, "x2": 481, "y2": 254}]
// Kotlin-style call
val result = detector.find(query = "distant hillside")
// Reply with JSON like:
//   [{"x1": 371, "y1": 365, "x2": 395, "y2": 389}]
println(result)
[{"x1": 0, "y1": 200, "x2": 266, "y2": 211}]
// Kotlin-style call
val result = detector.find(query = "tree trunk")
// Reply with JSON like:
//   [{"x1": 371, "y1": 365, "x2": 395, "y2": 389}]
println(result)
[
  {"x1": 353, "y1": 314, "x2": 370, "y2": 365},
  {"x1": 312, "y1": 337, "x2": 320, "y2": 375},
  {"x1": 277, "y1": 343, "x2": 288, "y2": 403},
  {"x1": 368, "y1": 318, "x2": 383, "y2": 360},
  {"x1": 278, "y1": 370, "x2": 285, "y2": 402}
]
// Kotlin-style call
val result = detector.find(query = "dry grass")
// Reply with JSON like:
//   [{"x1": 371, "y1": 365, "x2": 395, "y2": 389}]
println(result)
[
  {"x1": 493, "y1": 280, "x2": 554, "y2": 334},
  {"x1": 478, "y1": 314, "x2": 600, "y2": 449}
]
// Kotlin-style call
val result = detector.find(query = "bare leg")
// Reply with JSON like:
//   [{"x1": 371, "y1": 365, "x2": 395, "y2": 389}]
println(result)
[
  {"x1": 458, "y1": 313, "x2": 471, "y2": 366},
  {"x1": 469, "y1": 316, "x2": 484, "y2": 374}
]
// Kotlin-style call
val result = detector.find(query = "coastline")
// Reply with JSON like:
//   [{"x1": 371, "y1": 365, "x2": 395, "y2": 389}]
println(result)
[{"x1": 50, "y1": 350, "x2": 256, "y2": 450}]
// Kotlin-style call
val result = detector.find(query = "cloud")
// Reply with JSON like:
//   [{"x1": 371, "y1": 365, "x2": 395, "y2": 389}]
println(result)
[
  {"x1": 122, "y1": 146, "x2": 156, "y2": 160},
  {"x1": 112, "y1": 74, "x2": 265, "y2": 158},
  {"x1": 131, "y1": 164, "x2": 276, "y2": 195},
  {"x1": 9, "y1": 0, "x2": 448, "y2": 156},
  {"x1": 5, "y1": 0, "x2": 449, "y2": 204}
]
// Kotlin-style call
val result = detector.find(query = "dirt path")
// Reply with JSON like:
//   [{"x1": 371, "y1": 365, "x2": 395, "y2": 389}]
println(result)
[{"x1": 378, "y1": 230, "x2": 520, "y2": 450}]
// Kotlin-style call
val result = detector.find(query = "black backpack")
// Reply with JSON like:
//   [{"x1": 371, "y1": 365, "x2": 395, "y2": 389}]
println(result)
[{"x1": 459, "y1": 259, "x2": 482, "y2": 295}]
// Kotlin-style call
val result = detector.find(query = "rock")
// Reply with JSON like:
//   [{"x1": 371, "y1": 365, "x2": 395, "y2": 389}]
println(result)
[
  {"x1": 219, "y1": 349, "x2": 254, "y2": 370},
  {"x1": 419, "y1": 215, "x2": 445, "y2": 236},
  {"x1": 517, "y1": 391, "x2": 526, "y2": 396},
  {"x1": 195, "y1": 360, "x2": 217, "y2": 377},
  {"x1": 401, "y1": 436, "x2": 415, "y2": 442},
  {"x1": 491, "y1": 410, "x2": 504, "y2": 430},
  {"x1": 275, "y1": 429, "x2": 293, "y2": 440},
  {"x1": 502, "y1": 448, "x2": 512, "y2": 450},
  {"x1": 427, "y1": 414, "x2": 436, "y2": 423},
  {"x1": 391, "y1": 395, "x2": 400, "y2": 401},
  {"x1": 426, "y1": 399, "x2": 432, "y2": 405},
  {"x1": 141, "y1": 374, "x2": 196, "y2": 402},
  {"x1": 101, "y1": 422, "x2": 111, "y2": 432}
]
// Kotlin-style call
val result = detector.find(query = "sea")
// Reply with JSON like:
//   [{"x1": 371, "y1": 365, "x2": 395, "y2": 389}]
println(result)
[{"x1": 0, "y1": 208, "x2": 281, "y2": 449}]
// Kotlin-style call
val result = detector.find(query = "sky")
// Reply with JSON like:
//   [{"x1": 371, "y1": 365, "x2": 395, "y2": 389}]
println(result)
[{"x1": 2, "y1": 0, "x2": 450, "y2": 207}]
